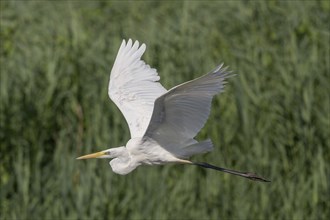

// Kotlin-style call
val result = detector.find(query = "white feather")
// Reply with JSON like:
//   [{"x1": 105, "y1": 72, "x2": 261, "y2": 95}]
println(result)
[
  {"x1": 108, "y1": 39, "x2": 167, "y2": 138},
  {"x1": 144, "y1": 65, "x2": 230, "y2": 156}
]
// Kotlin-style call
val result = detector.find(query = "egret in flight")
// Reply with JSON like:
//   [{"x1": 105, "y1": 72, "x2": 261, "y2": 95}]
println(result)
[{"x1": 77, "y1": 39, "x2": 269, "y2": 182}]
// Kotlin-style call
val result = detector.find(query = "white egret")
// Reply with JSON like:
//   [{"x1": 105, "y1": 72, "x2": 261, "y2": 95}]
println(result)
[{"x1": 77, "y1": 39, "x2": 269, "y2": 182}]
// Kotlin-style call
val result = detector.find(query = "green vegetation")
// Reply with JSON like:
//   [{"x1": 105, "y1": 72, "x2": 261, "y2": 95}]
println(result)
[{"x1": 1, "y1": 1, "x2": 329, "y2": 220}]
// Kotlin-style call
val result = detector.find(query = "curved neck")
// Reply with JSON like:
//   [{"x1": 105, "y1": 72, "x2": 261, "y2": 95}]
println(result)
[{"x1": 107, "y1": 147, "x2": 138, "y2": 175}]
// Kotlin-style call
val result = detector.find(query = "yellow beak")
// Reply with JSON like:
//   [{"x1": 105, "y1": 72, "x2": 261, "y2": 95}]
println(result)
[{"x1": 76, "y1": 151, "x2": 106, "y2": 160}]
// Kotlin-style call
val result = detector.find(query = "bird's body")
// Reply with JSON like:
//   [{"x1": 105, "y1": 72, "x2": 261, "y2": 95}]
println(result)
[
  {"x1": 108, "y1": 137, "x2": 190, "y2": 175},
  {"x1": 77, "y1": 39, "x2": 269, "y2": 182}
]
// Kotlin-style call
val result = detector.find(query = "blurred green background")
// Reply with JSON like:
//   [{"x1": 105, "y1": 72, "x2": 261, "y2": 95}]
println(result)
[{"x1": 1, "y1": 1, "x2": 329, "y2": 220}]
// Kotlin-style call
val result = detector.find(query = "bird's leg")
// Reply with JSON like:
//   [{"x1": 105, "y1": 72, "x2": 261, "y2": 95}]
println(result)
[{"x1": 192, "y1": 162, "x2": 270, "y2": 182}]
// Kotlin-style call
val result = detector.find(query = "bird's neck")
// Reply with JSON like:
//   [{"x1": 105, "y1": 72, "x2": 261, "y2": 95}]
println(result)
[{"x1": 108, "y1": 147, "x2": 138, "y2": 175}]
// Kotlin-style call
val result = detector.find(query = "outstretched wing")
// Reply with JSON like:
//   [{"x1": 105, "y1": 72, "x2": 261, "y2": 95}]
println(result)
[
  {"x1": 144, "y1": 65, "x2": 231, "y2": 150},
  {"x1": 109, "y1": 39, "x2": 167, "y2": 138}
]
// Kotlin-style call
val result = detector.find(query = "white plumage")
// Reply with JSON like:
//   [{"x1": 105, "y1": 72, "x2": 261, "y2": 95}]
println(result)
[
  {"x1": 77, "y1": 39, "x2": 269, "y2": 182},
  {"x1": 109, "y1": 40, "x2": 167, "y2": 138}
]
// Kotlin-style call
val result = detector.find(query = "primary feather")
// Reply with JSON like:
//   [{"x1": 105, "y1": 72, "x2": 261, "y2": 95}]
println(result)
[
  {"x1": 144, "y1": 65, "x2": 231, "y2": 157},
  {"x1": 108, "y1": 39, "x2": 167, "y2": 138}
]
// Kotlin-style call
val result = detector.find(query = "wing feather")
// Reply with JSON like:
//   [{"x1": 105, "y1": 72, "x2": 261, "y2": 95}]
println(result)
[
  {"x1": 144, "y1": 65, "x2": 231, "y2": 151},
  {"x1": 109, "y1": 39, "x2": 167, "y2": 138}
]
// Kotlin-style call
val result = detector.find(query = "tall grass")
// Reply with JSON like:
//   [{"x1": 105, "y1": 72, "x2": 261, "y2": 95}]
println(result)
[{"x1": 1, "y1": 1, "x2": 329, "y2": 220}]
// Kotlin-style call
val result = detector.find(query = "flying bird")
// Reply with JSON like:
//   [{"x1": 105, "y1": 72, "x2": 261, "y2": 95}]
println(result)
[{"x1": 77, "y1": 39, "x2": 269, "y2": 182}]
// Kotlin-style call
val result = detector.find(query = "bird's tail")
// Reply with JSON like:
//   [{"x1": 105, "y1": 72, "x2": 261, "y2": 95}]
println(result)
[{"x1": 177, "y1": 139, "x2": 213, "y2": 158}]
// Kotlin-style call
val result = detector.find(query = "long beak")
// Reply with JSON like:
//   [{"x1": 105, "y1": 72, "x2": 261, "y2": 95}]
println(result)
[{"x1": 76, "y1": 151, "x2": 106, "y2": 160}]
